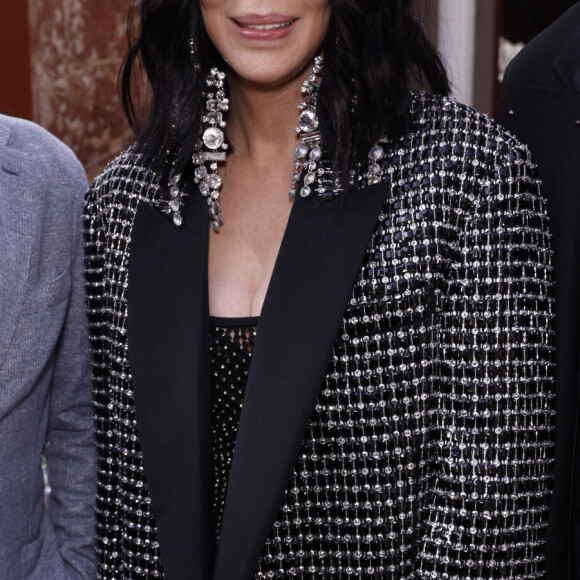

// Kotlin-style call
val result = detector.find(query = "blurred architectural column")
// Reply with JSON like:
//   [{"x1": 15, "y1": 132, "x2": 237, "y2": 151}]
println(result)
[
  {"x1": 28, "y1": 0, "x2": 132, "y2": 179},
  {"x1": 0, "y1": 0, "x2": 33, "y2": 119},
  {"x1": 437, "y1": 0, "x2": 500, "y2": 117},
  {"x1": 438, "y1": 0, "x2": 477, "y2": 107}
]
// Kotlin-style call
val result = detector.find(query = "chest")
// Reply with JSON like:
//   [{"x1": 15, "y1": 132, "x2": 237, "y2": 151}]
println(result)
[{"x1": 207, "y1": 169, "x2": 295, "y2": 317}]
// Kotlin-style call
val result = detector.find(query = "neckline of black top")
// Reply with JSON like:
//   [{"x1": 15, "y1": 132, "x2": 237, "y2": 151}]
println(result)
[{"x1": 209, "y1": 315, "x2": 260, "y2": 327}]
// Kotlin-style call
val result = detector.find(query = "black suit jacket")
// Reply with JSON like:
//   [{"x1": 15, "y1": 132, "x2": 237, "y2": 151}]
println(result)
[{"x1": 499, "y1": 4, "x2": 580, "y2": 578}]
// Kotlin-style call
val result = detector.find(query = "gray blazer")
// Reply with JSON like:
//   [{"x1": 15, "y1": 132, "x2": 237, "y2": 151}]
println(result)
[{"x1": 0, "y1": 114, "x2": 95, "y2": 579}]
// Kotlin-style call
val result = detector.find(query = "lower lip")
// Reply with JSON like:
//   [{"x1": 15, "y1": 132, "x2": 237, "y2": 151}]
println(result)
[{"x1": 232, "y1": 19, "x2": 296, "y2": 42}]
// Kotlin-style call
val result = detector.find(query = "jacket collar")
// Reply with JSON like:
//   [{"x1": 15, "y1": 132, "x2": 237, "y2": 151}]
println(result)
[
  {"x1": 553, "y1": 9, "x2": 580, "y2": 94},
  {"x1": 0, "y1": 118, "x2": 35, "y2": 372},
  {"x1": 0, "y1": 117, "x2": 10, "y2": 148},
  {"x1": 128, "y1": 179, "x2": 387, "y2": 579},
  {"x1": 128, "y1": 187, "x2": 215, "y2": 578},
  {"x1": 0, "y1": 116, "x2": 27, "y2": 176}
]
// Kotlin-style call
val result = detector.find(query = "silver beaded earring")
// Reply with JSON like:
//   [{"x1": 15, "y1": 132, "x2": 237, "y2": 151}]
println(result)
[
  {"x1": 191, "y1": 57, "x2": 324, "y2": 232},
  {"x1": 188, "y1": 37, "x2": 202, "y2": 72},
  {"x1": 191, "y1": 68, "x2": 229, "y2": 232},
  {"x1": 290, "y1": 55, "x2": 324, "y2": 199}
]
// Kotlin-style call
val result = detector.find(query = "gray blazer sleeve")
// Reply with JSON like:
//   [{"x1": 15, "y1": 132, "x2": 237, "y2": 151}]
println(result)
[{"x1": 43, "y1": 159, "x2": 96, "y2": 579}]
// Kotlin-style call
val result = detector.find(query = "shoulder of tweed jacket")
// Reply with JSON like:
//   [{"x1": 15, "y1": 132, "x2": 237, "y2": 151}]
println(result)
[{"x1": 84, "y1": 92, "x2": 555, "y2": 579}]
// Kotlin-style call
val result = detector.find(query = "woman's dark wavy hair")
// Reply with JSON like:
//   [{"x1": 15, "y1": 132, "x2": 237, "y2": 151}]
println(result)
[{"x1": 121, "y1": 0, "x2": 449, "y2": 185}]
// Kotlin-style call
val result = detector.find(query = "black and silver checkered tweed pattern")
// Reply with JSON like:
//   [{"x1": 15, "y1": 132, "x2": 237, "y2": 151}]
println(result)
[{"x1": 84, "y1": 93, "x2": 555, "y2": 579}]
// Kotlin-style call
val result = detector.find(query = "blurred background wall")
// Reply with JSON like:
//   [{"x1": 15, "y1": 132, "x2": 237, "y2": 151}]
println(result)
[
  {"x1": 1, "y1": 0, "x2": 131, "y2": 180},
  {"x1": 0, "y1": 0, "x2": 577, "y2": 180},
  {"x1": 436, "y1": 0, "x2": 577, "y2": 117}
]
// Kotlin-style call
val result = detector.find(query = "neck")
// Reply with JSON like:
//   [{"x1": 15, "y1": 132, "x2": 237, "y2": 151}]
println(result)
[{"x1": 225, "y1": 73, "x2": 306, "y2": 160}]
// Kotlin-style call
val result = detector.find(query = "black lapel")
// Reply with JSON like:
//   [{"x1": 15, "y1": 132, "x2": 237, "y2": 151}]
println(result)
[
  {"x1": 213, "y1": 182, "x2": 388, "y2": 580},
  {"x1": 554, "y1": 13, "x2": 580, "y2": 92},
  {"x1": 559, "y1": 27, "x2": 580, "y2": 102},
  {"x1": 128, "y1": 189, "x2": 215, "y2": 579}
]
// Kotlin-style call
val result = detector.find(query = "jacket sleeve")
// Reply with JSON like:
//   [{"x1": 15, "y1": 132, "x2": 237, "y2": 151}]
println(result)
[
  {"x1": 44, "y1": 162, "x2": 96, "y2": 580},
  {"x1": 417, "y1": 139, "x2": 555, "y2": 576}
]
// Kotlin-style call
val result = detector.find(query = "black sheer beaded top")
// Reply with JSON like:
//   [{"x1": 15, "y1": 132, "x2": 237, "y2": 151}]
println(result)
[{"x1": 209, "y1": 316, "x2": 258, "y2": 542}]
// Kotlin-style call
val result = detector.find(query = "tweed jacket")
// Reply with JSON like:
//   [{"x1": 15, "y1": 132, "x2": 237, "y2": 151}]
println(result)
[
  {"x1": 84, "y1": 92, "x2": 555, "y2": 579},
  {"x1": 0, "y1": 114, "x2": 95, "y2": 579}
]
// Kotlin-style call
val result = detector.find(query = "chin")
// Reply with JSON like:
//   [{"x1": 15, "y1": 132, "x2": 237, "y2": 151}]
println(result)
[{"x1": 226, "y1": 55, "x2": 317, "y2": 89}]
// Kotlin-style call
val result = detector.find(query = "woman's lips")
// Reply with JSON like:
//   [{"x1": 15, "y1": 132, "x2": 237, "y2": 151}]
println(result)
[
  {"x1": 232, "y1": 15, "x2": 297, "y2": 41},
  {"x1": 239, "y1": 21, "x2": 293, "y2": 30}
]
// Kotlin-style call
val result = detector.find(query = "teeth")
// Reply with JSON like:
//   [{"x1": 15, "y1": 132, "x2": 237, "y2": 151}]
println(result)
[{"x1": 243, "y1": 21, "x2": 293, "y2": 30}]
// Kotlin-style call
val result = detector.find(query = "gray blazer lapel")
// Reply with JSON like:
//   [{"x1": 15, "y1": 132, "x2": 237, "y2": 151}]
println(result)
[
  {"x1": 214, "y1": 182, "x2": 388, "y2": 580},
  {"x1": 0, "y1": 121, "x2": 35, "y2": 371}
]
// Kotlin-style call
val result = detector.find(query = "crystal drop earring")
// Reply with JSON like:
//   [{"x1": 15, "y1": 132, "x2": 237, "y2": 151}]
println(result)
[
  {"x1": 191, "y1": 67, "x2": 229, "y2": 232},
  {"x1": 290, "y1": 55, "x2": 324, "y2": 199}
]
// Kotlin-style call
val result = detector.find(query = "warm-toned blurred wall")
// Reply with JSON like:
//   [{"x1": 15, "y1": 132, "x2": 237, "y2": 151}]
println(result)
[
  {"x1": 0, "y1": 0, "x2": 133, "y2": 179},
  {"x1": 0, "y1": 0, "x2": 33, "y2": 119},
  {"x1": 28, "y1": 0, "x2": 133, "y2": 180}
]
